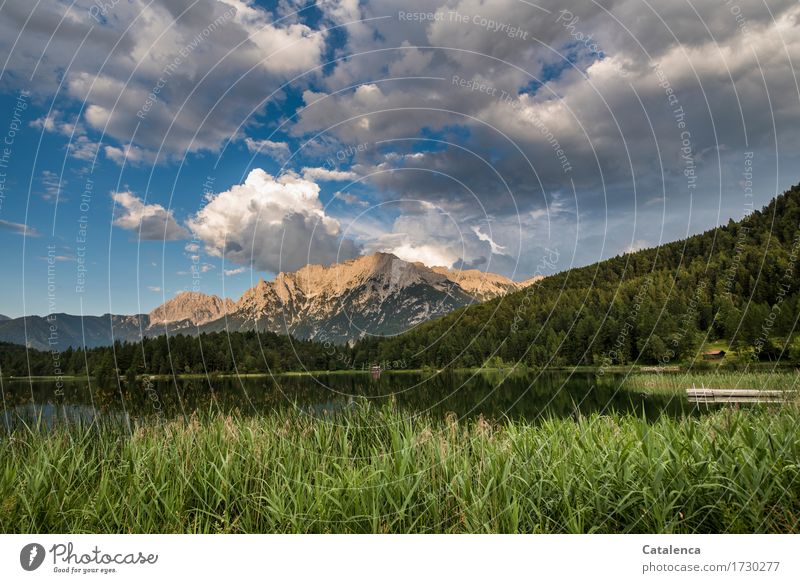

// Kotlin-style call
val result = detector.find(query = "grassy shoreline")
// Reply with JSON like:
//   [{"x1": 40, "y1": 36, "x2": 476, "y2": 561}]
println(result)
[
  {"x1": 2, "y1": 403, "x2": 799, "y2": 533},
  {"x1": 3, "y1": 363, "x2": 798, "y2": 383},
  {"x1": 620, "y1": 371, "x2": 800, "y2": 395}
]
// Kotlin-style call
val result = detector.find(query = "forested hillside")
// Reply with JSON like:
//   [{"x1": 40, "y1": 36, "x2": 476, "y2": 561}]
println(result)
[{"x1": 353, "y1": 184, "x2": 800, "y2": 368}]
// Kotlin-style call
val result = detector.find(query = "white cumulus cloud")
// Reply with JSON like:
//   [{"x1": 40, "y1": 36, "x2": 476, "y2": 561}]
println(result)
[
  {"x1": 112, "y1": 191, "x2": 189, "y2": 241},
  {"x1": 186, "y1": 169, "x2": 360, "y2": 273},
  {"x1": 301, "y1": 167, "x2": 359, "y2": 182},
  {"x1": 471, "y1": 226, "x2": 509, "y2": 256},
  {"x1": 387, "y1": 242, "x2": 459, "y2": 268},
  {"x1": 244, "y1": 137, "x2": 291, "y2": 161}
]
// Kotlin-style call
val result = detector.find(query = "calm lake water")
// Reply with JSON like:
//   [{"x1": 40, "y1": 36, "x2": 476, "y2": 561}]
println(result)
[{"x1": 1, "y1": 371, "x2": 711, "y2": 430}]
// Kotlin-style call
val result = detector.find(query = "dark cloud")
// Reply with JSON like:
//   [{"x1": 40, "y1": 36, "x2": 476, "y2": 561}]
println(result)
[{"x1": 294, "y1": 0, "x2": 800, "y2": 275}]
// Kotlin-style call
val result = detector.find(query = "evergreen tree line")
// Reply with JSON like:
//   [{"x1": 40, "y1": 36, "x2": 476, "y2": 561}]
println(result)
[{"x1": 0, "y1": 330, "x2": 359, "y2": 381}]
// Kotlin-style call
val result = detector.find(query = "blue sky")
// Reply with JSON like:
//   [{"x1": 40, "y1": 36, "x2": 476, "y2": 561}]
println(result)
[{"x1": 0, "y1": 0, "x2": 799, "y2": 317}]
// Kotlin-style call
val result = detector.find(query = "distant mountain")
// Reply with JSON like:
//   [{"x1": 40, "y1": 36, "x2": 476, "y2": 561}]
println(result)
[
  {"x1": 0, "y1": 292, "x2": 234, "y2": 350},
  {"x1": 0, "y1": 313, "x2": 148, "y2": 351},
  {"x1": 0, "y1": 253, "x2": 532, "y2": 349},
  {"x1": 0, "y1": 314, "x2": 9, "y2": 322}
]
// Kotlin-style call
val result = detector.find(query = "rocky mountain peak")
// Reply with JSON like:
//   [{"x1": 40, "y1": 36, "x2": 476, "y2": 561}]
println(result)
[
  {"x1": 148, "y1": 291, "x2": 235, "y2": 327},
  {"x1": 431, "y1": 266, "x2": 538, "y2": 301},
  {"x1": 266, "y1": 253, "x2": 440, "y2": 298}
]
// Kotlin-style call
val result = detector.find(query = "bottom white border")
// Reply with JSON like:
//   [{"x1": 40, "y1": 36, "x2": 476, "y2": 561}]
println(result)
[{"x1": 1, "y1": 534, "x2": 798, "y2": 582}]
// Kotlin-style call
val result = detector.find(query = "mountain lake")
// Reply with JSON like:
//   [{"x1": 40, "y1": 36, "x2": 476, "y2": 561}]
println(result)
[{"x1": 1, "y1": 371, "x2": 717, "y2": 431}]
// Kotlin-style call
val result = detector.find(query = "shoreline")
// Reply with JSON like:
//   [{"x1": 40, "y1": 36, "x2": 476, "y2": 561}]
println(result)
[{"x1": 3, "y1": 362, "x2": 797, "y2": 383}]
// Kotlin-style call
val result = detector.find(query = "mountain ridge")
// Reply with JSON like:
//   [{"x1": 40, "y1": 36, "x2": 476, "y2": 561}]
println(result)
[{"x1": 0, "y1": 253, "x2": 532, "y2": 349}]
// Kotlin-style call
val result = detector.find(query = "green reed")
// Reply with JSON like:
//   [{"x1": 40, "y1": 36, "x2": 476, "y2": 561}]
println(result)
[
  {"x1": 1, "y1": 402, "x2": 799, "y2": 533},
  {"x1": 622, "y1": 370, "x2": 800, "y2": 395}
]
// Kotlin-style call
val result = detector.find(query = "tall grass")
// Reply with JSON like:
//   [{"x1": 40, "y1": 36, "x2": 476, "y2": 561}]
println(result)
[
  {"x1": 622, "y1": 371, "x2": 800, "y2": 395},
  {"x1": 1, "y1": 403, "x2": 799, "y2": 533}
]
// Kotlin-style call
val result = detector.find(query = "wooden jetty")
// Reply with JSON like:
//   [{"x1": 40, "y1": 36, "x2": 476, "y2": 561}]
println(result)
[{"x1": 687, "y1": 386, "x2": 792, "y2": 403}]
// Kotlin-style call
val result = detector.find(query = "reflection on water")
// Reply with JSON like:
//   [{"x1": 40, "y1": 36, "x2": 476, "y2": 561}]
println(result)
[
  {"x1": 1, "y1": 403, "x2": 130, "y2": 432},
  {"x1": 1, "y1": 371, "x2": 710, "y2": 431}
]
